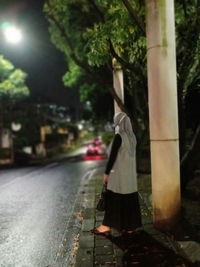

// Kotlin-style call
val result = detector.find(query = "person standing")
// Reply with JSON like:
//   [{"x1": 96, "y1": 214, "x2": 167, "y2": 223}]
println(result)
[{"x1": 92, "y1": 112, "x2": 142, "y2": 235}]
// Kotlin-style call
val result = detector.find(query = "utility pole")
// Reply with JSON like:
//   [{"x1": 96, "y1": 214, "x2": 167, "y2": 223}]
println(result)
[
  {"x1": 145, "y1": 0, "x2": 181, "y2": 231},
  {"x1": 112, "y1": 58, "x2": 124, "y2": 113}
]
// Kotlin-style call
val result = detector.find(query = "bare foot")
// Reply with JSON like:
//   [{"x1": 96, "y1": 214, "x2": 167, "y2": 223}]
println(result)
[{"x1": 96, "y1": 225, "x2": 110, "y2": 233}]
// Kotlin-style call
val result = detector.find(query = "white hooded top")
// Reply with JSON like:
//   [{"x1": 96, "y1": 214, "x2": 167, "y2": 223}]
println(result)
[{"x1": 107, "y1": 112, "x2": 138, "y2": 194}]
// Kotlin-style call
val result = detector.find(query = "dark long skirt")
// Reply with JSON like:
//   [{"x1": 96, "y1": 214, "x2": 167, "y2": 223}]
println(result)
[{"x1": 103, "y1": 190, "x2": 142, "y2": 231}]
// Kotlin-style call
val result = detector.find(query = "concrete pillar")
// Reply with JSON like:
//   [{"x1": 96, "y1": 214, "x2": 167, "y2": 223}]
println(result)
[
  {"x1": 112, "y1": 58, "x2": 124, "y2": 113},
  {"x1": 145, "y1": 0, "x2": 181, "y2": 231}
]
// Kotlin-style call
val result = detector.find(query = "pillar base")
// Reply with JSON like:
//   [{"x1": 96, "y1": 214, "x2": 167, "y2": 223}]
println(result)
[{"x1": 153, "y1": 211, "x2": 181, "y2": 233}]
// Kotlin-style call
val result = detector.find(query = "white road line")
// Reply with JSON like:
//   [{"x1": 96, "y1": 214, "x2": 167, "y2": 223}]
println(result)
[
  {"x1": 0, "y1": 163, "x2": 58, "y2": 191},
  {"x1": 44, "y1": 162, "x2": 59, "y2": 169},
  {"x1": 0, "y1": 171, "x2": 37, "y2": 191},
  {"x1": 80, "y1": 168, "x2": 97, "y2": 186}
]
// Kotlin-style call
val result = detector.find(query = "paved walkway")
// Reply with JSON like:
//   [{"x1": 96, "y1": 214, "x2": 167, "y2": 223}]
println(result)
[{"x1": 74, "y1": 167, "x2": 200, "y2": 267}]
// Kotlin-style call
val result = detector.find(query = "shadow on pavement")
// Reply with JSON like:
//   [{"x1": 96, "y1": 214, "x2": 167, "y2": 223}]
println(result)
[{"x1": 106, "y1": 230, "x2": 197, "y2": 266}]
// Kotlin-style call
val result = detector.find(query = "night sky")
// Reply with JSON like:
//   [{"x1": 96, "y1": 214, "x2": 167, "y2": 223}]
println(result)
[{"x1": 0, "y1": 0, "x2": 73, "y2": 106}]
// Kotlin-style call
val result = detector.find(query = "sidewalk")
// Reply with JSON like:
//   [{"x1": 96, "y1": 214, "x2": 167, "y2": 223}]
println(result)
[{"x1": 74, "y1": 167, "x2": 200, "y2": 267}]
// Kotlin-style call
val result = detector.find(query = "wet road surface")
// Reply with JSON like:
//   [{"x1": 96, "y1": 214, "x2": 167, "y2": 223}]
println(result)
[{"x1": 0, "y1": 155, "x2": 105, "y2": 266}]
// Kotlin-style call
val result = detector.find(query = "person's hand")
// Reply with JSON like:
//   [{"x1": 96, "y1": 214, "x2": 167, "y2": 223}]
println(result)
[{"x1": 103, "y1": 174, "x2": 109, "y2": 184}]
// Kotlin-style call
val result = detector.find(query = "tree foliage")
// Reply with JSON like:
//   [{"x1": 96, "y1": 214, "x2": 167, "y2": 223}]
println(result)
[
  {"x1": 44, "y1": 0, "x2": 200, "y2": 182},
  {"x1": 0, "y1": 55, "x2": 29, "y2": 100},
  {"x1": 44, "y1": 0, "x2": 120, "y2": 122},
  {"x1": 0, "y1": 55, "x2": 30, "y2": 128}
]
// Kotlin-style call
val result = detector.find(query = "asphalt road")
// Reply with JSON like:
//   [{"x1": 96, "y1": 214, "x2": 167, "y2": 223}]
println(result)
[{"x1": 0, "y1": 152, "x2": 106, "y2": 266}]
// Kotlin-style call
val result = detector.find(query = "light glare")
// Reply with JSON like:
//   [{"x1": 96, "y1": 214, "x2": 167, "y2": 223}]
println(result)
[{"x1": 4, "y1": 26, "x2": 22, "y2": 44}]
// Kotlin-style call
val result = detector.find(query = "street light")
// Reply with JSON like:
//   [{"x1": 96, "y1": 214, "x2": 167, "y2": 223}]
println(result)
[{"x1": 2, "y1": 24, "x2": 23, "y2": 44}]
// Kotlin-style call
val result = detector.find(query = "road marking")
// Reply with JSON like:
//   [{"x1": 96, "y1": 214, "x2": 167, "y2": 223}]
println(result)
[
  {"x1": 44, "y1": 162, "x2": 59, "y2": 168},
  {"x1": 88, "y1": 168, "x2": 97, "y2": 179},
  {"x1": 0, "y1": 163, "x2": 58, "y2": 191},
  {"x1": 0, "y1": 171, "x2": 37, "y2": 191},
  {"x1": 80, "y1": 168, "x2": 97, "y2": 186}
]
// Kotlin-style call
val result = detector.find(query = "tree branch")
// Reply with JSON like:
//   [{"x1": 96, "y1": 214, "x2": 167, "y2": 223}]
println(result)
[
  {"x1": 181, "y1": 124, "x2": 200, "y2": 166},
  {"x1": 109, "y1": 40, "x2": 145, "y2": 78},
  {"x1": 121, "y1": 0, "x2": 145, "y2": 35},
  {"x1": 109, "y1": 87, "x2": 128, "y2": 114},
  {"x1": 45, "y1": 3, "x2": 94, "y2": 74},
  {"x1": 182, "y1": 0, "x2": 188, "y2": 18},
  {"x1": 109, "y1": 40, "x2": 132, "y2": 70},
  {"x1": 88, "y1": 0, "x2": 105, "y2": 22},
  {"x1": 47, "y1": 16, "x2": 86, "y2": 69}
]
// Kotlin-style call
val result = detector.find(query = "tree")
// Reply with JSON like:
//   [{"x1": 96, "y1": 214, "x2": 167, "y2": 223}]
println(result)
[
  {"x1": 175, "y1": 0, "x2": 200, "y2": 189},
  {"x1": 44, "y1": 0, "x2": 200, "y2": 187},
  {"x1": 44, "y1": 0, "x2": 114, "y2": 122},
  {"x1": 43, "y1": 0, "x2": 150, "y2": 158},
  {"x1": 0, "y1": 54, "x2": 29, "y2": 128},
  {"x1": 0, "y1": 55, "x2": 29, "y2": 98}
]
